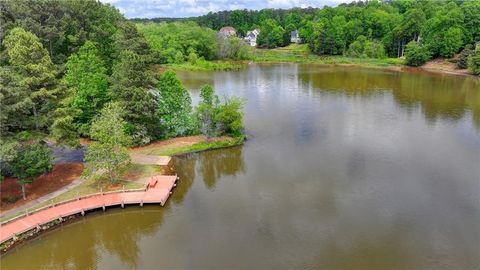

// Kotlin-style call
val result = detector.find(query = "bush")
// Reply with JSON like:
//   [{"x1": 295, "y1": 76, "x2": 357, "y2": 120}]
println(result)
[
  {"x1": 468, "y1": 45, "x2": 480, "y2": 75},
  {"x1": 405, "y1": 41, "x2": 431, "y2": 66},
  {"x1": 458, "y1": 44, "x2": 474, "y2": 69},
  {"x1": 215, "y1": 97, "x2": 245, "y2": 137},
  {"x1": 347, "y1": 36, "x2": 385, "y2": 58}
]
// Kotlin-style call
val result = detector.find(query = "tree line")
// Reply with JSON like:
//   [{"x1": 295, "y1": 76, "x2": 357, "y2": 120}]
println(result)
[
  {"x1": 138, "y1": 0, "x2": 480, "y2": 71},
  {"x1": 0, "y1": 0, "x2": 244, "y2": 199}
]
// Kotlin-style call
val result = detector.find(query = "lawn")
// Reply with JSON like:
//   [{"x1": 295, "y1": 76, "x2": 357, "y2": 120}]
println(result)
[{"x1": 132, "y1": 135, "x2": 245, "y2": 156}]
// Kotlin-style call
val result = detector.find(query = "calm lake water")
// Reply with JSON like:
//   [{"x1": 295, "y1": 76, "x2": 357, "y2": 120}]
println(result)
[{"x1": 2, "y1": 64, "x2": 480, "y2": 269}]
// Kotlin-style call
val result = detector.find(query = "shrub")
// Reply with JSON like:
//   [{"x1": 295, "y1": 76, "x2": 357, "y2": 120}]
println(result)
[
  {"x1": 405, "y1": 41, "x2": 431, "y2": 66},
  {"x1": 468, "y1": 45, "x2": 480, "y2": 75},
  {"x1": 458, "y1": 44, "x2": 474, "y2": 69},
  {"x1": 347, "y1": 36, "x2": 385, "y2": 58}
]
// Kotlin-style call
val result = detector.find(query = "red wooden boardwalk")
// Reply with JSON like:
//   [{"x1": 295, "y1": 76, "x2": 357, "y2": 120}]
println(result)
[{"x1": 0, "y1": 175, "x2": 178, "y2": 244}]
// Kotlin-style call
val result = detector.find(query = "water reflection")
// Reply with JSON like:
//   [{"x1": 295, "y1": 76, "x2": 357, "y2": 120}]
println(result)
[
  {"x1": 198, "y1": 146, "x2": 245, "y2": 189},
  {"x1": 2, "y1": 207, "x2": 168, "y2": 269},
  {"x1": 297, "y1": 65, "x2": 480, "y2": 127},
  {"x1": 2, "y1": 64, "x2": 479, "y2": 269}
]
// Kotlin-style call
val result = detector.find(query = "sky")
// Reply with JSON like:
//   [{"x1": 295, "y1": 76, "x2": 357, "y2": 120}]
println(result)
[{"x1": 100, "y1": 0, "x2": 347, "y2": 19}]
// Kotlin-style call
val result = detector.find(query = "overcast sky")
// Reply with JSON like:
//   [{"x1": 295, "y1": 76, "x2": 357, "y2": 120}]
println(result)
[{"x1": 100, "y1": 0, "x2": 347, "y2": 19}]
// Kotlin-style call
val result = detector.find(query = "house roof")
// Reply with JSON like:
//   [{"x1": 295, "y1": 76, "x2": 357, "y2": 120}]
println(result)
[{"x1": 219, "y1": 26, "x2": 236, "y2": 33}]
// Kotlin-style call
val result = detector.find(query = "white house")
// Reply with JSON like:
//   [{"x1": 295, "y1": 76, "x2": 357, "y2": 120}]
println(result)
[
  {"x1": 244, "y1": 29, "x2": 260, "y2": 47},
  {"x1": 291, "y1": 30, "x2": 301, "y2": 43}
]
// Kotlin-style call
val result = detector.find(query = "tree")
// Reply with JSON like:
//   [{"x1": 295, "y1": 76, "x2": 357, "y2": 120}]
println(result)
[
  {"x1": 2, "y1": 27, "x2": 62, "y2": 131},
  {"x1": 257, "y1": 19, "x2": 284, "y2": 48},
  {"x1": 196, "y1": 85, "x2": 220, "y2": 138},
  {"x1": 215, "y1": 97, "x2": 244, "y2": 137},
  {"x1": 405, "y1": 41, "x2": 430, "y2": 67},
  {"x1": 440, "y1": 27, "x2": 463, "y2": 58},
  {"x1": 110, "y1": 50, "x2": 159, "y2": 145},
  {"x1": 157, "y1": 70, "x2": 193, "y2": 138},
  {"x1": 65, "y1": 41, "x2": 110, "y2": 135},
  {"x1": 458, "y1": 44, "x2": 474, "y2": 69},
  {"x1": 468, "y1": 45, "x2": 480, "y2": 76},
  {"x1": 84, "y1": 102, "x2": 132, "y2": 183},
  {"x1": 0, "y1": 67, "x2": 32, "y2": 132},
  {"x1": 11, "y1": 143, "x2": 53, "y2": 200}
]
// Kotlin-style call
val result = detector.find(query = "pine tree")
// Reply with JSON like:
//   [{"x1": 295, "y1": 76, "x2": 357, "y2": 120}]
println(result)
[
  {"x1": 2, "y1": 27, "x2": 62, "y2": 131},
  {"x1": 110, "y1": 50, "x2": 158, "y2": 145}
]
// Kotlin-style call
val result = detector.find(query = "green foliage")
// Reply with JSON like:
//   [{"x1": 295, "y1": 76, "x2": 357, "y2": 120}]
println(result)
[
  {"x1": 257, "y1": 19, "x2": 285, "y2": 48},
  {"x1": 11, "y1": 143, "x2": 53, "y2": 199},
  {"x1": 2, "y1": 27, "x2": 62, "y2": 132},
  {"x1": 197, "y1": 85, "x2": 219, "y2": 137},
  {"x1": 347, "y1": 35, "x2": 385, "y2": 58},
  {"x1": 215, "y1": 97, "x2": 245, "y2": 137},
  {"x1": 140, "y1": 1, "x2": 475, "y2": 60},
  {"x1": 460, "y1": 1, "x2": 480, "y2": 45},
  {"x1": 110, "y1": 50, "x2": 159, "y2": 145},
  {"x1": 194, "y1": 84, "x2": 244, "y2": 137},
  {"x1": 405, "y1": 41, "x2": 430, "y2": 67},
  {"x1": 65, "y1": 41, "x2": 110, "y2": 135},
  {"x1": 421, "y1": 3, "x2": 464, "y2": 58},
  {"x1": 468, "y1": 45, "x2": 480, "y2": 76},
  {"x1": 217, "y1": 37, "x2": 252, "y2": 60},
  {"x1": 136, "y1": 21, "x2": 217, "y2": 63},
  {"x1": 0, "y1": 138, "x2": 20, "y2": 180},
  {"x1": 157, "y1": 70, "x2": 194, "y2": 138},
  {"x1": 458, "y1": 44, "x2": 474, "y2": 69},
  {"x1": 84, "y1": 102, "x2": 132, "y2": 183}
]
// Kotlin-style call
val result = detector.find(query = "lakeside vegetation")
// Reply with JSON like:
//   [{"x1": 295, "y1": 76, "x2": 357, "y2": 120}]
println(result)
[
  {"x1": 135, "y1": 0, "x2": 480, "y2": 74},
  {"x1": 0, "y1": 0, "x2": 246, "y2": 204}
]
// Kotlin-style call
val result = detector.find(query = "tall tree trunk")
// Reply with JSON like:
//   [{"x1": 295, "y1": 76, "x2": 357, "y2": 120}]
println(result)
[{"x1": 21, "y1": 183, "x2": 26, "y2": 200}]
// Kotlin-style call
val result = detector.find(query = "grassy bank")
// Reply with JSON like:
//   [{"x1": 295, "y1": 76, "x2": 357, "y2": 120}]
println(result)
[
  {"x1": 165, "y1": 59, "x2": 246, "y2": 71},
  {"x1": 133, "y1": 135, "x2": 246, "y2": 156},
  {"x1": 251, "y1": 44, "x2": 405, "y2": 67}
]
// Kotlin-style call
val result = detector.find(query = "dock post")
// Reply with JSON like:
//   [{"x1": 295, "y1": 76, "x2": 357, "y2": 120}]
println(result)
[
  {"x1": 140, "y1": 200, "x2": 143, "y2": 207},
  {"x1": 81, "y1": 209, "x2": 85, "y2": 216},
  {"x1": 102, "y1": 204, "x2": 106, "y2": 212},
  {"x1": 58, "y1": 216, "x2": 63, "y2": 222},
  {"x1": 121, "y1": 201, "x2": 124, "y2": 208}
]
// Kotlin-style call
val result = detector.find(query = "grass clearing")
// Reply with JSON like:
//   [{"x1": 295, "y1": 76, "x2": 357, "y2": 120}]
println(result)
[
  {"x1": 165, "y1": 59, "x2": 246, "y2": 71},
  {"x1": 134, "y1": 135, "x2": 245, "y2": 156},
  {"x1": 251, "y1": 44, "x2": 405, "y2": 67}
]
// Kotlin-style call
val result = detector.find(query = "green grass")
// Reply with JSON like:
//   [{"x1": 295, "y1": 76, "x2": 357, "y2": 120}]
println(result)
[
  {"x1": 137, "y1": 136, "x2": 246, "y2": 156},
  {"x1": 251, "y1": 44, "x2": 405, "y2": 67},
  {"x1": 165, "y1": 59, "x2": 246, "y2": 71}
]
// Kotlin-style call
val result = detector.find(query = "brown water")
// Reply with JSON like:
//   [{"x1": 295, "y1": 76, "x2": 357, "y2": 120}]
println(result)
[{"x1": 2, "y1": 64, "x2": 480, "y2": 270}]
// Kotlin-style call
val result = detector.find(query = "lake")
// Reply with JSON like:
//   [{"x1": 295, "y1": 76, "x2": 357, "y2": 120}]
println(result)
[{"x1": 2, "y1": 64, "x2": 479, "y2": 269}]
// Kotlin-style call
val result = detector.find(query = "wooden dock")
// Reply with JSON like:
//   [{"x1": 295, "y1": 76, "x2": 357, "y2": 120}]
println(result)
[{"x1": 0, "y1": 174, "x2": 178, "y2": 245}]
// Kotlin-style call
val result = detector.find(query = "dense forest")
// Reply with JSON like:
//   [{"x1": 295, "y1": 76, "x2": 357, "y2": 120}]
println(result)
[
  {"x1": 134, "y1": 0, "x2": 480, "y2": 69},
  {"x1": 0, "y1": 0, "x2": 244, "y2": 194}
]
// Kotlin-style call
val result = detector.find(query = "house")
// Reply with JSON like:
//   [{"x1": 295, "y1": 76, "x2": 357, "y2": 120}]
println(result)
[
  {"x1": 244, "y1": 29, "x2": 260, "y2": 47},
  {"x1": 291, "y1": 30, "x2": 301, "y2": 43},
  {"x1": 218, "y1": 26, "x2": 236, "y2": 38}
]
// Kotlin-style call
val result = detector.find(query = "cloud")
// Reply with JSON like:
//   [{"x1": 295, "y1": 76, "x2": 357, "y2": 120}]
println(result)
[{"x1": 99, "y1": 0, "x2": 347, "y2": 18}]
